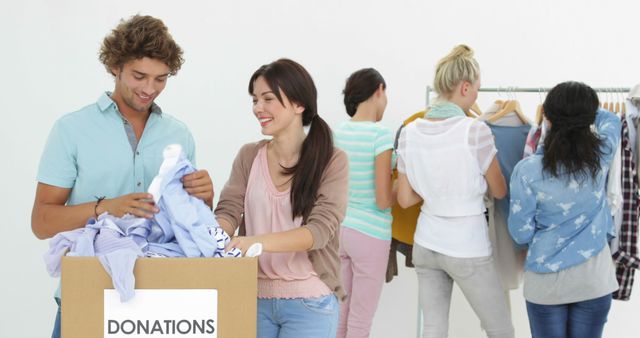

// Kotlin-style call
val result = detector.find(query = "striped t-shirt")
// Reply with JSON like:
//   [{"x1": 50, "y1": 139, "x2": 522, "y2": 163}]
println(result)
[{"x1": 333, "y1": 121, "x2": 396, "y2": 240}]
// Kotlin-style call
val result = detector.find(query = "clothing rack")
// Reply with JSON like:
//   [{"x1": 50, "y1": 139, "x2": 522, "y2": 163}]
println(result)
[
  {"x1": 425, "y1": 86, "x2": 631, "y2": 107},
  {"x1": 414, "y1": 86, "x2": 630, "y2": 338}
]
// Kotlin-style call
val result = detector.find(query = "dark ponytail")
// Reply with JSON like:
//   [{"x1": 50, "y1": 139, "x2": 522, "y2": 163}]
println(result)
[
  {"x1": 343, "y1": 68, "x2": 386, "y2": 117},
  {"x1": 248, "y1": 58, "x2": 334, "y2": 222},
  {"x1": 542, "y1": 81, "x2": 603, "y2": 181}
]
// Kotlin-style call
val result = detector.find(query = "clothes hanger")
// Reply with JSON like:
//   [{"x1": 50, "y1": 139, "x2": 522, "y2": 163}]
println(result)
[
  {"x1": 466, "y1": 102, "x2": 482, "y2": 118},
  {"x1": 609, "y1": 89, "x2": 616, "y2": 113},
  {"x1": 604, "y1": 89, "x2": 612, "y2": 111},
  {"x1": 487, "y1": 88, "x2": 530, "y2": 124},
  {"x1": 479, "y1": 87, "x2": 502, "y2": 119}
]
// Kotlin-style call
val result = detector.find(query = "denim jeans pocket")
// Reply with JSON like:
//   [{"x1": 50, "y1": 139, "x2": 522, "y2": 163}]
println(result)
[{"x1": 300, "y1": 294, "x2": 337, "y2": 315}]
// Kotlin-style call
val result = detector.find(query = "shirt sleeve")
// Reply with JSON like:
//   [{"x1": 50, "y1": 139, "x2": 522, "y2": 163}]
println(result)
[
  {"x1": 595, "y1": 109, "x2": 622, "y2": 167},
  {"x1": 214, "y1": 143, "x2": 258, "y2": 232},
  {"x1": 396, "y1": 128, "x2": 408, "y2": 174},
  {"x1": 374, "y1": 126, "x2": 394, "y2": 156},
  {"x1": 185, "y1": 130, "x2": 197, "y2": 166},
  {"x1": 375, "y1": 126, "x2": 396, "y2": 169},
  {"x1": 469, "y1": 121, "x2": 498, "y2": 174},
  {"x1": 304, "y1": 149, "x2": 349, "y2": 250},
  {"x1": 507, "y1": 160, "x2": 538, "y2": 245},
  {"x1": 36, "y1": 119, "x2": 77, "y2": 188}
]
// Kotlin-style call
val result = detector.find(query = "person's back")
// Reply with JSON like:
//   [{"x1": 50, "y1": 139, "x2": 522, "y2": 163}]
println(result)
[
  {"x1": 396, "y1": 44, "x2": 513, "y2": 338},
  {"x1": 334, "y1": 121, "x2": 394, "y2": 234},
  {"x1": 333, "y1": 68, "x2": 395, "y2": 338},
  {"x1": 400, "y1": 115, "x2": 489, "y2": 217},
  {"x1": 508, "y1": 81, "x2": 621, "y2": 338},
  {"x1": 510, "y1": 143, "x2": 615, "y2": 272}
]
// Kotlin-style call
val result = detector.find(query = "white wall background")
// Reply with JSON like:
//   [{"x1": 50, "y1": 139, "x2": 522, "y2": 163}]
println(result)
[{"x1": 1, "y1": 0, "x2": 639, "y2": 337}]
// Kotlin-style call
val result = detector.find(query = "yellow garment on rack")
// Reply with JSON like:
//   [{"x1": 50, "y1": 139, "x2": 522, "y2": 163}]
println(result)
[{"x1": 391, "y1": 110, "x2": 425, "y2": 245}]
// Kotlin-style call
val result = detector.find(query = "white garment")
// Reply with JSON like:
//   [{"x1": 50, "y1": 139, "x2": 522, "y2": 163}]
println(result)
[
  {"x1": 401, "y1": 117, "x2": 490, "y2": 216},
  {"x1": 625, "y1": 99, "x2": 640, "y2": 162},
  {"x1": 607, "y1": 140, "x2": 622, "y2": 216},
  {"x1": 628, "y1": 83, "x2": 640, "y2": 100},
  {"x1": 488, "y1": 204, "x2": 525, "y2": 289},
  {"x1": 397, "y1": 116, "x2": 497, "y2": 258}
]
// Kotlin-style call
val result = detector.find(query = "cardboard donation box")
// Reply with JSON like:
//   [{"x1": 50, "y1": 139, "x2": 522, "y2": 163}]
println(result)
[{"x1": 61, "y1": 257, "x2": 257, "y2": 338}]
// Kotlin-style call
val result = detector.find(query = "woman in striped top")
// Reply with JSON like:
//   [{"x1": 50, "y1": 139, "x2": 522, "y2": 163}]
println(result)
[{"x1": 333, "y1": 68, "x2": 396, "y2": 338}]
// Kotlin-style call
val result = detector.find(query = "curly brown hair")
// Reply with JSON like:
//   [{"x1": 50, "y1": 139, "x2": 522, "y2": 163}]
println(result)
[{"x1": 99, "y1": 15, "x2": 184, "y2": 76}]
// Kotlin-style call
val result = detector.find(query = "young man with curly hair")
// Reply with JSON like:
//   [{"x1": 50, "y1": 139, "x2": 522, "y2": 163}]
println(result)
[{"x1": 31, "y1": 15, "x2": 214, "y2": 338}]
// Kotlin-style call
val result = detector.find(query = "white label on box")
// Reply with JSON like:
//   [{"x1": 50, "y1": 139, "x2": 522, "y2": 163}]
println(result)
[{"x1": 104, "y1": 289, "x2": 217, "y2": 338}]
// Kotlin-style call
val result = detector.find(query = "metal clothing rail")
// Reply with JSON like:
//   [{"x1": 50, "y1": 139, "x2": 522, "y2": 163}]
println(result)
[{"x1": 426, "y1": 86, "x2": 631, "y2": 107}]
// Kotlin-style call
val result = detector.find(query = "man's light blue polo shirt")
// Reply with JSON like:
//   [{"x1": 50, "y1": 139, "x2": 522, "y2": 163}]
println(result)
[
  {"x1": 38, "y1": 92, "x2": 196, "y2": 300},
  {"x1": 37, "y1": 92, "x2": 196, "y2": 206}
]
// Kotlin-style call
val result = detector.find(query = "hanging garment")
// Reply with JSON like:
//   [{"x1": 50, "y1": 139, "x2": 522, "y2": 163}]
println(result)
[
  {"x1": 486, "y1": 122, "x2": 531, "y2": 216},
  {"x1": 624, "y1": 99, "x2": 640, "y2": 175},
  {"x1": 486, "y1": 121, "x2": 530, "y2": 290},
  {"x1": 609, "y1": 139, "x2": 623, "y2": 254},
  {"x1": 391, "y1": 111, "x2": 425, "y2": 247},
  {"x1": 612, "y1": 116, "x2": 640, "y2": 301},
  {"x1": 524, "y1": 125, "x2": 542, "y2": 158},
  {"x1": 386, "y1": 111, "x2": 424, "y2": 282}
]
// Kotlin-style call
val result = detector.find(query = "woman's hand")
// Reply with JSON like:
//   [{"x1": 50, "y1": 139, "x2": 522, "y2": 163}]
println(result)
[{"x1": 225, "y1": 235, "x2": 263, "y2": 255}]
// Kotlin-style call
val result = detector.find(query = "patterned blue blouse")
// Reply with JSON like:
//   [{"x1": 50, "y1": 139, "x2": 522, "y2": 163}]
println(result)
[{"x1": 508, "y1": 110, "x2": 621, "y2": 273}]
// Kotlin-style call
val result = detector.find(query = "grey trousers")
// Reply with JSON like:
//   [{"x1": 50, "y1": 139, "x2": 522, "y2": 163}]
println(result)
[{"x1": 413, "y1": 244, "x2": 515, "y2": 338}]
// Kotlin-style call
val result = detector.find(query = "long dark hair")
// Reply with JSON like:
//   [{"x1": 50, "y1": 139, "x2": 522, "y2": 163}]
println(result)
[
  {"x1": 248, "y1": 58, "x2": 334, "y2": 222},
  {"x1": 542, "y1": 81, "x2": 603, "y2": 181},
  {"x1": 343, "y1": 68, "x2": 386, "y2": 117}
]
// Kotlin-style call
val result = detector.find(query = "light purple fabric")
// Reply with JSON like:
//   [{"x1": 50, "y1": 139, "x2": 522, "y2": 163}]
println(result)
[
  {"x1": 45, "y1": 215, "x2": 145, "y2": 301},
  {"x1": 44, "y1": 145, "x2": 241, "y2": 302}
]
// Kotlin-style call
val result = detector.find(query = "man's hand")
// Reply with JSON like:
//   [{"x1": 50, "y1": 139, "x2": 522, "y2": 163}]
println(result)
[
  {"x1": 97, "y1": 193, "x2": 158, "y2": 218},
  {"x1": 182, "y1": 169, "x2": 214, "y2": 208}
]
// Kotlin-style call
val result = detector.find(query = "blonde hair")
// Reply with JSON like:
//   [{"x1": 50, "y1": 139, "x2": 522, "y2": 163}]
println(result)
[{"x1": 433, "y1": 44, "x2": 480, "y2": 98}]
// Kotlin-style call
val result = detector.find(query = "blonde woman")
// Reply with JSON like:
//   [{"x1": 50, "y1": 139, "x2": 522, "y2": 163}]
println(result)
[{"x1": 396, "y1": 45, "x2": 514, "y2": 338}]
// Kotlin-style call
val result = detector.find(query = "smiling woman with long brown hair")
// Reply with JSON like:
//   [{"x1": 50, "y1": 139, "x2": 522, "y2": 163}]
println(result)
[{"x1": 214, "y1": 58, "x2": 349, "y2": 338}]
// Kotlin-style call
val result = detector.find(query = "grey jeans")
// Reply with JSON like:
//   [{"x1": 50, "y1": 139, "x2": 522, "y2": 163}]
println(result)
[{"x1": 413, "y1": 244, "x2": 515, "y2": 338}]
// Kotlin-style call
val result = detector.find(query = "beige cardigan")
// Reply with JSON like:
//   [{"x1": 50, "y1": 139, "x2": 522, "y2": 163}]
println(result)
[{"x1": 214, "y1": 140, "x2": 349, "y2": 300}]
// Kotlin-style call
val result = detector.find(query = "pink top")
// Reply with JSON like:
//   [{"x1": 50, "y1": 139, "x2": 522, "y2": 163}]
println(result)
[{"x1": 244, "y1": 145, "x2": 332, "y2": 299}]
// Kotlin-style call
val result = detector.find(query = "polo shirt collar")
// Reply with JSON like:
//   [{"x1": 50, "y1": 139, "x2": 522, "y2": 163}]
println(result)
[{"x1": 97, "y1": 92, "x2": 163, "y2": 115}]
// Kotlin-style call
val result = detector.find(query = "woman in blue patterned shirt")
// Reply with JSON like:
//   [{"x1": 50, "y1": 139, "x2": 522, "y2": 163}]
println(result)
[{"x1": 508, "y1": 81, "x2": 621, "y2": 338}]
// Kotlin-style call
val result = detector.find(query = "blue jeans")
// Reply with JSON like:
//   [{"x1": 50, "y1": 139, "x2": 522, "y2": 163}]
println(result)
[
  {"x1": 51, "y1": 305, "x2": 61, "y2": 338},
  {"x1": 526, "y1": 293, "x2": 612, "y2": 338},
  {"x1": 258, "y1": 294, "x2": 339, "y2": 338}
]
